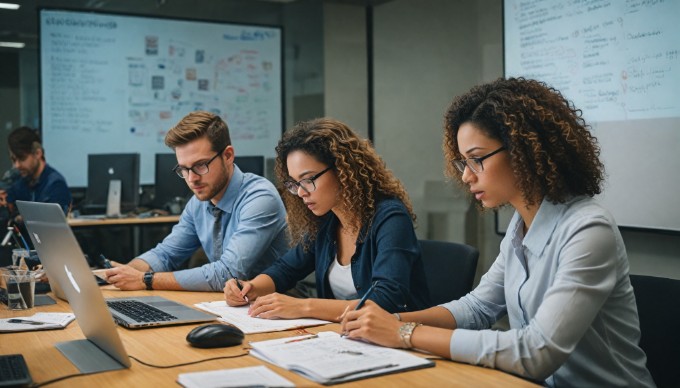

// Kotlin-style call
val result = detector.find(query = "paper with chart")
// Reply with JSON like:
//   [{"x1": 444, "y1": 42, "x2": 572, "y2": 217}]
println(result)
[
  {"x1": 194, "y1": 300, "x2": 330, "y2": 334},
  {"x1": 249, "y1": 331, "x2": 434, "y2": 385}
]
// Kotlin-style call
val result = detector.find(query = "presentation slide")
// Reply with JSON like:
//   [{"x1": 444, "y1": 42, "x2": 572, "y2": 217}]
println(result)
[
  {"x1": 40, "y1": 9, "x2": 282, "y2": 186},
  {"x1": 504, "y1": 0, "x2": 680, "y2": 232}
]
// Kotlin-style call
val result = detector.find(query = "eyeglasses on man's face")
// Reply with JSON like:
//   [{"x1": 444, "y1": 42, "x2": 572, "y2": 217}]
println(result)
[
  {"x1": 173, "y1": 147, "x2": 226, "y2": 179},
  {"x1": 283, "y1": 166, "x2": 332, "y2": 195},
  {"x1": 453, "y1": 146, "x2": 506, "y2": 174}
]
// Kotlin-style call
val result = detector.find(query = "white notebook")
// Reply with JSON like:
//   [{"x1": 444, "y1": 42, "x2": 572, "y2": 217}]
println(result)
[
  {"x1": 249, "y1": 331, "x2": 435, "y2": 385},
  {"x1": 0, "y1": 313, "x2": 75, "y2": 332},
  {"x1": 177, "y1": 365, "x2": 295, "y2": 388},
  {"x1": 194, "y1": 301, "x2": 330, "y2": 334}
]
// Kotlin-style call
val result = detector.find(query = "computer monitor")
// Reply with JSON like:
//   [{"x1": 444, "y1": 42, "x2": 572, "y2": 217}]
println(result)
[
  {"x1": 234, "y1": 155, "x2": 265, "y2": 176},
  {"x1": 86, "y1": 153, "x2": 140, "y2": 213},
  {"x1": 154, "y1": 153, "x2": 191, "y2": 208}
]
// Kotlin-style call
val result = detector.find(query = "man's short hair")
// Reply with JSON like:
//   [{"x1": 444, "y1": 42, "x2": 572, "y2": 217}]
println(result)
[
  {"x1": 8, "y1": 127, "x2": 43, "y2": 160},
  {"x1": 164, "y1": 111, "x2": 231, "y2": 152}
]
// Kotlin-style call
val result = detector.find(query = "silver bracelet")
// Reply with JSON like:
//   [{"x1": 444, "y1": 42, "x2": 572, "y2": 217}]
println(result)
[{"x1": 393, "y1": 312, "x2": 401, "y2": 321}]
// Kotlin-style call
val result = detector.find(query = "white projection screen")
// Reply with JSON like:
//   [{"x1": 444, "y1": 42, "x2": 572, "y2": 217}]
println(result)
[
  {"x1": 40, "y1": 9, "x2": 282, "y2": 186},
  {"x1": 504, "y1": 0, "x2": 680, "y2": 232}
]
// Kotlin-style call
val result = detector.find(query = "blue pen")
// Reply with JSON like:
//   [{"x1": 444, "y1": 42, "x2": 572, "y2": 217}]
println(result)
[
  {"x1": 355, "y1": 280, "x2": 379, "y2": 310},
  {"x1": 340, "y1": 280, "x2": 380, "y2": 338}
]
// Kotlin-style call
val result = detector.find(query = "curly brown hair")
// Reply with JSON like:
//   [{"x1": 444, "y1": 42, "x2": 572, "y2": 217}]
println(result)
[
  {"x1": 275, "y1": 118, "x2": 416, "y2": 248},
  {"x1": 443, "y1": 77, "x2": 605, "y2": 207}
]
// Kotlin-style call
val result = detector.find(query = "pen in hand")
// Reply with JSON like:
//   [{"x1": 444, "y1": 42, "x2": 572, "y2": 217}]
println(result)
[
  {"x1": 355, "y1": 280, "x2": 379, "y2": 310},
  {"x1": 226, "y1": 267, "x2": 249, "y2": 303},
  {"x1": 341, "y1": 280, "x2": 379, "y2": 338},
  {"x1": 99, "y1": 254, "x2": 113, "y2": 269}
]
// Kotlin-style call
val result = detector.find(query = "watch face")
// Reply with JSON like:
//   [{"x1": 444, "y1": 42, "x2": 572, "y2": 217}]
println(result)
[{"x1": 144, "y1": 272, "x2": 154, "y2": 289}]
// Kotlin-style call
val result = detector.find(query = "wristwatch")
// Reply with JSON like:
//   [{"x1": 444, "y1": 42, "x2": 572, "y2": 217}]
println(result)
[
  {"x1": 143, "y1": 271, "x2": 154, "y2": 290},
  {"x1": 398, "y1": 322, "x2": 422, "y2": 349}
]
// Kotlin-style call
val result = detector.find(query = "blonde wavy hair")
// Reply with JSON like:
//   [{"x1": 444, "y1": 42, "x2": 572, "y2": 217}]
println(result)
[{"x1": 275, "y1": 118, "x2": 415, "y2": 249}]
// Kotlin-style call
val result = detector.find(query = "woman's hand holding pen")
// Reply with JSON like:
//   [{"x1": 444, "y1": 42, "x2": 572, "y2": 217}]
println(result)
[
  {"x1": 340, "y1": 300, "x2": 404, "y2": 348},
  {"x1": 224, "y1": 278, "x2": 253, "y2": 306}
]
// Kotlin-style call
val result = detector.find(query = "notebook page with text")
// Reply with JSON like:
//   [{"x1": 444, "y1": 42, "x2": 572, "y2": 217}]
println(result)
[{"x1": 194, "y1": 300, "x2": 330, "y2": 334}]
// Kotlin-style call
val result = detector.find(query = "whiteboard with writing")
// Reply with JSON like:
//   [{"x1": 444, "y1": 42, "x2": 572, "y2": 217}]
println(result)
[
  {"x1": 40, "y1": 9, "x2": 282, "y2": 186},
  {"x1": 505, "y1": 0, "x2": 680, "y2": 232}
]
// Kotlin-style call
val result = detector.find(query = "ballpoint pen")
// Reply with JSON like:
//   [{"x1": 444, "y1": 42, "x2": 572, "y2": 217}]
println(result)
[
  {"x1": 8, "y1": 319, "x2": 46, "y2": 325},
  {"x1": 354, "y1": 280, "x2": 379, "y2": 310},
  {"x1": 226, "y1": 267, "x2": 249, "y2": 303},
  {"x1": 340, "y1": 280, "x2": 380, "y2": 338},
  {"x1": 331, "y1": 363, "x2": 398, "y2": 380},
  {"x1": 284, "y1": 334, "x2": 318, "y2": 344}
]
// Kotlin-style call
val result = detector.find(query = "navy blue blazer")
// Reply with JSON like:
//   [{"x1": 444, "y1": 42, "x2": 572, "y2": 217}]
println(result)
[{"x1": 263, "y1": 197, "x2": 430, "y2": 313}]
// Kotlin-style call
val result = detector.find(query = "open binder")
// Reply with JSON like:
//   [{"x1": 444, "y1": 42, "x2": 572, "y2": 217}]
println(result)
[{"x1": 249, "y1": 331, "x2": 434, "y2": 385}]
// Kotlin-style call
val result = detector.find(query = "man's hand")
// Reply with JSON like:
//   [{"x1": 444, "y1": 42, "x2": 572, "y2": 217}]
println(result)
[
  {"x1": 105, "y1": 265, "x2": 145, "y2": 290},
  {"x1": 224, "y1": 278, "x2": 252, "y2": 306}
]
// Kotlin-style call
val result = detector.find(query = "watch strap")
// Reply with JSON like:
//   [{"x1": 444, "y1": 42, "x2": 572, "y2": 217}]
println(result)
[
  {"x1": 398, "y1": 322, "x2": 422, "y2": 349},
  {"x1": 143, "y1": 271, "x2": 154, "y2": 290}
]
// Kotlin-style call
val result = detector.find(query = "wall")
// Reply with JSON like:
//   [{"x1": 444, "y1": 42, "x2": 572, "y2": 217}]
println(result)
[
  {"x1": 323, "y1": 3, "x2": 368, "y2": 138},
  {"x1": 0, "y1": 51, "x2": 21, "y2": 175},
  {"x1": 371, "y1": 0, "x2": 504, "y2": 276}
]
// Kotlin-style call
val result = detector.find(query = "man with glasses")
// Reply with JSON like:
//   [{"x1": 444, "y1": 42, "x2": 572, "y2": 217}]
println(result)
[{"x1": 105, "y1": 111, "x2": 289, "y2": 292}]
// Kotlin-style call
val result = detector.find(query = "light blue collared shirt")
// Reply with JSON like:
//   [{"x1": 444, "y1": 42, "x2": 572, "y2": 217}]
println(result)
[
  {"x1": 140, "y1": 166, "x2": 289, "y2": 291},
  {"x1": 442, "y1": 196, "x2": 654, "y2": 387}
]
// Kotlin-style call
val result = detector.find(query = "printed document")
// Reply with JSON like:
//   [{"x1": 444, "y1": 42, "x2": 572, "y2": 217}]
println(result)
[
  {"x1": 194, "y1": 300, "x2": 330, "y2": 334},
  {"x1": 249, "y1": 331, "x2": 434, "y2": 385},
  {"x1": 177, "y1": 365, "x2": 295, "y2": 388},
  {"x1": 0, "y1": 312, "x2": 75, "y2": 332}
]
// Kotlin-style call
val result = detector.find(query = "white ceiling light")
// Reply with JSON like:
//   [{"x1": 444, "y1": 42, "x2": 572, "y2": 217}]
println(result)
[
  {"x1": 0, "y1": 41, "x2": 25, "y2": 48},
  {"x1": 0, "y1": 3, "x2": 20, "y2": 10}
]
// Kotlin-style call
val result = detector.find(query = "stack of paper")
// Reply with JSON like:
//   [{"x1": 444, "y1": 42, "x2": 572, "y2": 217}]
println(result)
[
  {"x1": 194, "y1": 301, "x2": 330, "y2": 334},
  {"x1": 177, "y1": 365, "x2": 294, "y2": 388},
  {"x1": 0, "y1": 312, "x2": 75, "y2": 332},
  {"x1": 249, "y1": 331, "x2": 434, "y2": 385}
]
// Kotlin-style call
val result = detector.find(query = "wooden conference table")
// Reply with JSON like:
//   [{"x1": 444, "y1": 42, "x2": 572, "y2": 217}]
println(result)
[{"x1": 0, "y1": 288, "x2": 538, "y2": 387}]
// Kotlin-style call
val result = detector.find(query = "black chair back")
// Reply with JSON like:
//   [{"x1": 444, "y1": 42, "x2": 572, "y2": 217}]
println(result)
[
  {"x1": 419, "y1": 239, "x2": 479, "y2": 306},
  {"x1": 630, "y1": 274, "x2": 680, "y2": 388}
]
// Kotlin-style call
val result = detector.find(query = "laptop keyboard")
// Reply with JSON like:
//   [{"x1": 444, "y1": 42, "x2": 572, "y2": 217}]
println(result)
[
  {"x1": 0, "y1": 354, "x2": 33, "y2": 387},
  {"x1": 106, "y1": 300, "x2": 178, "y2": 323}
]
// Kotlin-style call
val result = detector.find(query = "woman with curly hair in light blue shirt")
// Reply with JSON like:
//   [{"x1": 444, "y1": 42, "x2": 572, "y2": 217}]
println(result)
[{"x1": 341, "y1": 78, "x2": 654, "y2": 387}]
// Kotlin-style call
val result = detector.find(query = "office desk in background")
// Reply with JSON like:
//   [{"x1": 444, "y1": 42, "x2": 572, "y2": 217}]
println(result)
[
  {"x1": 67, "y1": 215, "x2": 181, "y2": 228},
  {"x1": 67, "y1": 215, "x2": 181, "y2": 260},
  {"x1": 0, "y1": 288, "x2": 538, "y2": 387}
]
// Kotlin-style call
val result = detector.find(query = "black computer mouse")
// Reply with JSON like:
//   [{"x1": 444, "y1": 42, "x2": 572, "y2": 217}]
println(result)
[{"x1": 186, "y1": 323, "x2": 244, "y2": 348}]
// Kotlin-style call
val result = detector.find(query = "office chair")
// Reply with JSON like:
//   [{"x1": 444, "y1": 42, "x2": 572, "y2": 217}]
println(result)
[
  {"x1": 419, "y1": 239, "x2": 479, "y2": 306},
  {"x1": 629, "y1": 274, "x2": 680, "y2": 388}
]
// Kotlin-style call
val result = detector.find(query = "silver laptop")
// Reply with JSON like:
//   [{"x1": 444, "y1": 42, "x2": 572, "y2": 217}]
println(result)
[
  {"x1": 16, "y1": 201, "x2": 216, "y2": 330},
  {"x1": 16, "y1": 201, "x2": 130, "y2": 373}
]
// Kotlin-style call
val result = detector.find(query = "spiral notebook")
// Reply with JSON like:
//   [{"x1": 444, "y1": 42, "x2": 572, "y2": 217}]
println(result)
[{"x1": 249, "y1": 331, "x2": 434, "y2": 385}]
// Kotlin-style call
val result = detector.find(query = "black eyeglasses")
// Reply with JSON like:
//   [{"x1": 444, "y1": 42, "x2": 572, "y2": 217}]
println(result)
[
  {"x1": 453, "y1": 147, "x2": 506, "y2": 174},
  {"x1": 173, "y1": 147, "x2": 226, "y2": 179},
  {"x1": 283, "y1": 166, "x2": 333, "y2": 195}
]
